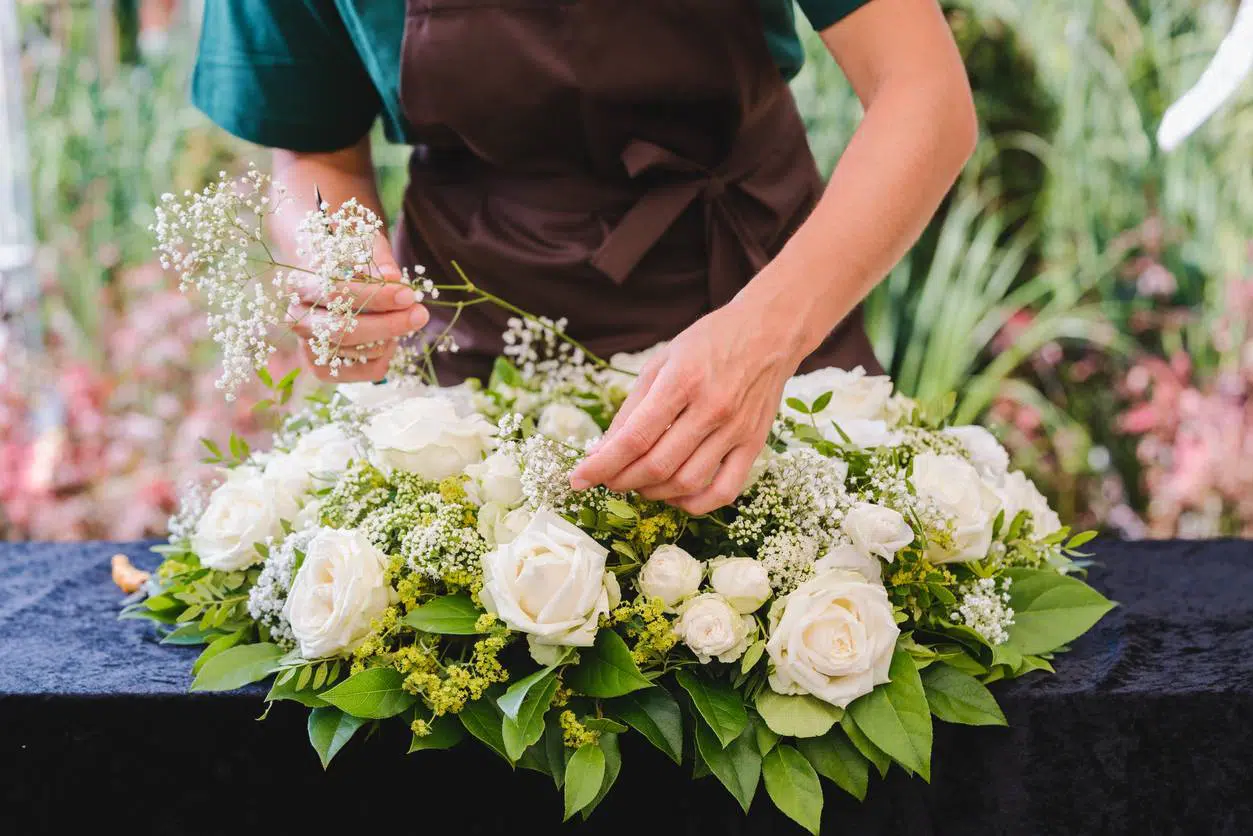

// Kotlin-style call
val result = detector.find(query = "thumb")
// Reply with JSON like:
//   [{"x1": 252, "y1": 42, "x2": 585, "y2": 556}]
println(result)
[{"x1": 372, "y1": 230, "x2": 403, "y2": 283}]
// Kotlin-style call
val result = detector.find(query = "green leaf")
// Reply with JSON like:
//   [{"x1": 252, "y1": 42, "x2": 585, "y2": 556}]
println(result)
[
  {"x1": 740, "y1": 639, "x2": 766, "y2": 675},
  {"x1": 763, "y1": 745, "x2": 823, "y2": 835},
  {"x1": 752, "y1": 714, "x2": 779, "y2": 757},
  {"x1": 563, "y1": 744, "x2": 607, "y2": 821},
  {"x1": 267, "y1": 673, "x2": 329, "y2": 708},
  {"x1": 810, "y1": 390, "x2": 833, "y2": 415},
  {"x1": 256, "y1": 366, "x2": 274, "y2": 388},
  {"x1": 545, "y1": 721, "x2": 569, "y2": 789},
  {"x1": 609, "y1": 688, "x2": 683, "y2": 764},
  {"x1": 922, "y1": 664, "x2": 1007, "y2": 726},
  {"x1": 1003, "y1": 569, "x2": 1115, "y2": 655},
  {"x1": 676, "y1": 670, "x2": 748, "y2": 749},
  {"x1": 497, "y1": 651, "x2": 572, "y2": 720},
  {"x1": 605, "y1": 498, "x2": 637, "y2": 519},
  {"x1": 192, "y1": 628, "x2": 249, "y2": 675},
  {"x1": 408, "y1": 714, "x2": 465, "y2": 752},
  {"x1": 502, "y1": 674, "x2": 560, "y2": 762},
  {"x1": 581, "y1": 733, "x2": 622, "y2": 820},
  {"x1": 199, "y1": 437, "x2": 223, "y2": 460},
  {"x1": 459, "y1": 694, "x2": 511, "y2": 763},
  {"x1": 848, "y1": 650, "x2": 933, "y2": 781},
  {"x1": 564, "y1": 630, "x2": 653, "y2": 698},
  {"x1": 190, "y1": 642, "x2": 283, "y2": 692},
  {"x1": 841, "y1": 713, "x2": 891, "y2": 778},
  {"x1": 754, "y1": 690, "x2": 844, "y2": 738},
  {"x1": 785, "y1": 397, "x2": 811, "y2": 414},
  {"x1": 307, "y1": 707, "x2": 365, "y2": 769},
  {"x1": 1066, "y1": 530, "x2": 1097, "y2": 549},
  {"x1": 401, "y1": 594, "x2": 485, "y2": 635},
  {"x1": 159, "y1": 623, "x2": 219, "y2": 646},
  {"x1": 320, "y1": 667, "x2": 416, "y2": 719},
  {"x1": 798, "y1": 731, "x2": 870, "y2": 801},
  {"x1": 695, "y1": 721, "x2": 761, "y2": 813}
]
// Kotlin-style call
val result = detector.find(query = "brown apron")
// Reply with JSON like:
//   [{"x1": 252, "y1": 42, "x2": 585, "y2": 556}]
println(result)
[{"x1": 392, "y1": 0, "x2": 881, "y2": 384}]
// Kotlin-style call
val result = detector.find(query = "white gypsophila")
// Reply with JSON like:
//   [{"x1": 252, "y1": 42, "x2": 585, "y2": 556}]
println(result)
[
  {"x1": 247, "y1": 527, "x2": 319, "y2": 646},
  {"x1": 501, "y1": 315, "x2": 598, "y2": 395},
  {"x1": 842, "y1": 502, "x2": 915, "y2": 562},
  {"x1": 782, "y1": 366, "x2": 894, "y2": 424},
  {"x1": 167, "y1": 479, "x2": 213, "y2": 543},
  {"x1": 813, "y1": 542, "x2": 883, "y2": 583},
  {"x1": 998, "y1": 470, "x2": 1063, "y2": 539},
  {"x1": 910, "y1": 452, "x2": 1003, "y2": 564},
  {"x1": 757, "y1": 530, "x2": 823, "y2": 594},
  {"x1": 943, "y1": 425, "x2": 1011, "y2": 482},
  {"x1": 951, "y1": 576, "x2": 1015, "y2": 646},
  {"x1": 191, "y1": 466, "x2": 299, "y2": 571},
  {"x1": 637, "y1": 544, "x2": 704, "y2": 610},
  {"x1": 537, "y1": 402, "x2": 603, "y2": 446},
  {"x1": 392, "y1": 490, "x2": 490, "y2": 582},
  {"x1": 479, "y1": 510, "x2": 620, "y2": 662},
  {"x1": 673, "y1": 593, "x2": 754, "y2": 664},
  {"x1": 464, "y1": 450, "x2": 525, "y2": 508},
  {"x1": 708, "y1": 556, "x2": 772, "y2": 614},
  {"x1": 506, "y1": 431, "x2": 581, "y2": 513},
  {"x1": 598, "y1": 341, "x2": 668, "y2": 395},
  {"x1": 283, "y1": 527, "x2": 395, "y2": 660},
  {"x1": 364, "y1": 395, "x2": 496, "y2": 480},
  {"x1": 766, "y1": 569, "x2": 900, "y2": 709},
  {"x1": 476, "y1": 503, "x2": 533, "y2": 547}
]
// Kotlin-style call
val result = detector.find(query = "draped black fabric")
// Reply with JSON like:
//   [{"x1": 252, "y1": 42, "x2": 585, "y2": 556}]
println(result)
[{"x1": 2, "y1": 538, "x2": 1252, "y2": 835}]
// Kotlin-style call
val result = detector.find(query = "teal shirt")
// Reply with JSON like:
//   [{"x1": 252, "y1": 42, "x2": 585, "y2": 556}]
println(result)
[{"x1": 192, "y1": 0, "x2": 872, "y2": 152}]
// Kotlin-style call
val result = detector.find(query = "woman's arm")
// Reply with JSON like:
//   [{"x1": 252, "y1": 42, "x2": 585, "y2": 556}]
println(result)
[
  {"x1": 570, "y1": 0, "x2": 976, "y2": 512},
  {"x1": 274, "y1": 139, "x2": 428, "y2": 382}
]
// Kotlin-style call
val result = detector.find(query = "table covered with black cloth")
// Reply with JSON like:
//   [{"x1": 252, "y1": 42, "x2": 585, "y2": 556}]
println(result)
[{"x1": 2, "y1": 537, "x2": 1252, "y2": 835}]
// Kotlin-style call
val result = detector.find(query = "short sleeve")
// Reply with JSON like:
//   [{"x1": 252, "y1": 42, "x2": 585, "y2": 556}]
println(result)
[
  {"x1": 797, "y1": 0, "x2": 876, "y2": 33},
  {"x1": 191, "y1": 0, "x2": 383, "y2": 152}
]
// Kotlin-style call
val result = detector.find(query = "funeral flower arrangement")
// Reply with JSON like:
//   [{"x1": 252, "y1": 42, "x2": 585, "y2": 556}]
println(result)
[{"x1": 127, "y1": 170, "x2": 1113, "y2": 832}]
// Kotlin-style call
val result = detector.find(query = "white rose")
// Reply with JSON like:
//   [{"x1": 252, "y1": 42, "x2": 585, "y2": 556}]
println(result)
[
  {"x1": 337, "y1": 379, "x2": 426, "y2": 410},
  {"x1": 266, "y1": 424, "x2": 359, "y2": 500},
  {"x1": 638, "y1": 544, "x2": 703, "y2": 609},
  {"x1": 881, "y1": 392, "x2": 918, "y2": 426},
  {"x1": 476, "y1": 502, "x2": 532, "y2": 546},
  {"x1": 842, "y1": 502, "x2": 914, "y2": 561},
  {"x1": 600, "y1": 342, "x2": 668, "y2": 394},
  {"x1": 283, "y1": 527, "x2": 394, "y2": 659},
  {"x1": 708, "y1": 557, "x2": 771, "y2": 614},
  {"x1": 464, "y1": 451, "x2": 524, "y2": 507},
  {"x1": 813, "y1": 543, "x2": 883, "y2": 583},
  {"x1": 999, "y1": 470, "x2": 1063, "y2": 538},
  {"x1": 944, "y1": 425, "x2": 1010, "y2": 481},
  {"x1": 479, "y1": 510, "x2": 619, "y2": 650},
  {"x1": 911, "y1": 453, "x2": 1002, "y2": 563},
  {"x1": 674, "y1": 593, "x2": 754, "y2": 663},
  {"x1": 293, "y1": 497, "x2": 324, "y2": 531},
  {"x1": 766, "y1": 569, "x2": 899, "y2": 708},
  {"x1": 782, "y1": 366, "x2": 894, "y2": 424},
  {"x1": 537, "y1": 402, "x2": 603, "y2": 446},
  {"x1": 192, "y1": 467, "x2": 298, "y2": 571},
  {"x1": 364, "y1": 395, "x2": 495, "y2": 480}
]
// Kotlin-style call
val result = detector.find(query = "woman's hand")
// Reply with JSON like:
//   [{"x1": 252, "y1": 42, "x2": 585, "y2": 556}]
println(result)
[
  {"x1": 569, "y1": 299, "x2": 801, "y2": 515},
  {"x1": 287, "y1": 230, "x2": 429, "y2": 382}
]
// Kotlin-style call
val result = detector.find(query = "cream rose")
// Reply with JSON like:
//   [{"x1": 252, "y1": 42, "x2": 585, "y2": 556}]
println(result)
[
  {"x1": 998, "y1": 470, "x2": 1063, "y2": 538},
  {"x1": 464, "y1": 451, "x2": 524, "y2": 507},
  {"x1": 766, "y1": 569, "x2": 899, "y2": 708},
  {"x1": 673, "y1": 593, "x2": 754, "y2": 663},
  {"x1": 283, "y1": 527, "x2": 394, "y2": 659},
  {"x1": 600, "y1": 342, "x2": 668, "y2": 395},
  {"x1": 265, "y1": 424, "x2": 359, "y2": 500},
  {"x1": 364, "y1": 395, "x2": 495, "y2": 480},
  {"x1": 638, "y1": 544, "x2": 703, "y2": 609},
  {"x1": 479, "y1": 510, "x2": 619, "y2": 652},
  {"x1": 708, "y1": 556, "x2": 771, "y2": 614},
  {"x1": 476, "y1": 503, "x2": 532, "y2": 546},
  {"x1": 192, "y1": 467, "x2": 298, "y2": 571},
  {"x1": 911, "y1": 452, "x2": 1002, "y2": 563},
  {"x1": 537, "y1": 402, "x2": 603, "y2": 446},
  {"x1": 337, "y1": 379, "x2": 426, "y2": 411},
  {"x1": 782, "y1": 366, "x2": 894, "y2": 424},
  {"x1": 813, "y1": 543, "x2": 883, "y2": 583},
  {"x1": 944, "y1": 425, "x2": 1010, "y2": 481},
  {"x1": 842, "y1": 502, "x2": 914, "y2": 561}
]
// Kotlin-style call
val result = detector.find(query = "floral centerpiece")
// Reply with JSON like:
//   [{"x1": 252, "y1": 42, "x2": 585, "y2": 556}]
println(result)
[{"x1": 125, "y1": 170, "x2": 1113, "y2": 832}]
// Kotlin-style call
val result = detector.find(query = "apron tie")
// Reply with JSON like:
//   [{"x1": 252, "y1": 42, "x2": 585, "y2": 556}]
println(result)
[{"x1": 589, "y1": 137, "x2": 773, "y2": 305}]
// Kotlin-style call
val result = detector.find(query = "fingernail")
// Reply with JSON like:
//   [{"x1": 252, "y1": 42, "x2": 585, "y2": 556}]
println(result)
[
  {"x1": 409, "y1": 307, "x2": 427, "y2": 328},
  {"x1": 395, "y1": 288, "x2": 416, "y2": 306},
  {"x1": 570, "y1": 477, "x2": 590, "y2": 491}
]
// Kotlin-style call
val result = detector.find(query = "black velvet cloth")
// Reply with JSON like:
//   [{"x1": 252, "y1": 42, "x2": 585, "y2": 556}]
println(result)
[{"x1": 2, "y1": 538, "x2": 1253, "y2": 835}]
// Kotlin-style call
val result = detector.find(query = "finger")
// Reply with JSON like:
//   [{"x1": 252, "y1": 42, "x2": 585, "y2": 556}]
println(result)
[
  {"x1": 302, "y1": 340, "x2": 392, "y2": 383},
  {"x1": 597, "y1": 355, "x2": 664, "y2": 447},
  {"x1": 570, "y1": 365, "x2": 689, "y2": 489},
  {"x1": 609, "y1": 395, "x2": 737, "y2": 493},
  {"x1": 673, "y1": 444, "x2": 758, "y2": 516},
  {"x1": 637, "y1": 424, "x2": 739, "y2": 501},
  {"x1": 289, "y1": 304, "x2": 428, "y2": 345},
  {"x1": 291, "y1": 275, "x2": 418, "y2": 313}
]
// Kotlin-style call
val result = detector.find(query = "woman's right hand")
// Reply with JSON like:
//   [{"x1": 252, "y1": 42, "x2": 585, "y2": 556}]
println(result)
[{"x1": 287, "y1": 231, "x2": 430, "y2": 382}]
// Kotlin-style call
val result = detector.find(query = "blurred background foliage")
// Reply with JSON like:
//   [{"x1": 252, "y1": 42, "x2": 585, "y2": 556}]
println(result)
[{"x1": 2, "y1": 0, "x2": 1251, "y2": 540}]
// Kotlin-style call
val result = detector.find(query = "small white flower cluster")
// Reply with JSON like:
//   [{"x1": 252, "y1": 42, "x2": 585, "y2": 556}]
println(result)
[
  {"x1": 951, "y1": 576, "x2": 1016, "y2": 646},
  {"x1": 398, "y1": 491, "x2": 489, "y2": 581},
  {"x1": 757, "y1": 530, "x2": 823, "y2": 593},
  {"x1": 501, "y1": 315, "x2": 598, "y2": 396},
  {"x1": 248, "y1": 527, "x2": 318, "y2": 647},
  {"x1": 167, "y1": 479, "x2": 215, "y2": 543}
]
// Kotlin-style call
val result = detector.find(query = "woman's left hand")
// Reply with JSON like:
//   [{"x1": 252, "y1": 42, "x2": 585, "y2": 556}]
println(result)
[{"x1": 568, "y1": 299, "x2": 801, "y2": 514}]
